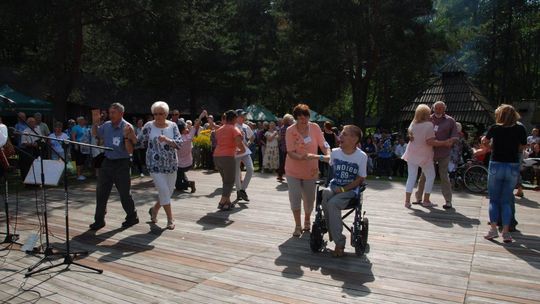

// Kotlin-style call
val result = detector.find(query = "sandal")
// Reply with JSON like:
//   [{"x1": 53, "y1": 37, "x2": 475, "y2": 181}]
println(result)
[
  {"x1": 422, "y1": 201, "x2": 438, "y2": 208},
  {"x1": 221, "y1": 202, "x2": 232, "y2": 211},
  {"x1": 303, "y1": 220, "x2": 311, "y2": 232},
  {"x1": 166, "y1": 220, "x2": 175, "y2": 230},
  {"x1": 148, "y1": 207, "x2": 157, "y2": 223},
  {"x1": 293, "y1": 225, "x2": 302, "y2": 237},
  {"x1": 404, "y1": 201, "x2": 412, "y2": 208},
  {"x1": 332, "y1": 245, "x2": 345, "y2": 257},
  {"x1": 502, "y1": 232, "x2": 513, "y2": 243}
]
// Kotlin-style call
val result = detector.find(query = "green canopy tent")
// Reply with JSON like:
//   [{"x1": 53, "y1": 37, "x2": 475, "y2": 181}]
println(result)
[
  {"x1": 245, "y1": 104, "x2": 278, "y2": 122},
  {"x1": 309, "y1": 109, "x2": 333, "y2": 123},
  {"x1": 0, "y1": 84, "x2": 53, "y2": 115}
]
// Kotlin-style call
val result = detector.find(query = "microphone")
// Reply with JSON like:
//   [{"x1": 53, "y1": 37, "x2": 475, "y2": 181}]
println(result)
[{"x1": 1, "y1": 96, "x2": 16, "y2": 104}]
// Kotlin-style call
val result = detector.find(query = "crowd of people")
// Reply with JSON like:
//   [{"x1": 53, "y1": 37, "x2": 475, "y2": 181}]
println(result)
[{"x1": 1, "y1": 100, "x2": 539, "y2": 254}]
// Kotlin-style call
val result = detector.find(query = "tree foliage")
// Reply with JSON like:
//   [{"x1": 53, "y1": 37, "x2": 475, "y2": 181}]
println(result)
[
  {"x1": 0, "y1": 0, "x2": 537, "y2": 125},
  {"x1": 435, "y1": 0, "x2": 540, "y2": 104}
]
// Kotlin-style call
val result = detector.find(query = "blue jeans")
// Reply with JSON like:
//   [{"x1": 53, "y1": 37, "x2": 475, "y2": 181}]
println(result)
[{"x1": 488, "y1": 161, "x2": 520, "y2": 226}]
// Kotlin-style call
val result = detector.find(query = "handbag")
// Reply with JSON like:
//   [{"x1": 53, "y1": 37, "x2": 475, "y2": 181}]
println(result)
[{"x1": 2, "y1": 138, "x2": 15, "y2": 158}]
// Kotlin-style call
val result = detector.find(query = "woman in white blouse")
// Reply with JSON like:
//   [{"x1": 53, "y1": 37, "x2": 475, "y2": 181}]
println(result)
[{"x1": 139, "y1": 101, "x2": 182, "y2": 230}]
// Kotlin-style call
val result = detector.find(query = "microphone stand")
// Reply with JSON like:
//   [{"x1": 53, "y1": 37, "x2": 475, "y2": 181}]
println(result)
[
  {"x1": 0, "y1": 102, "x2": 48, "y2": 249},
  {"x1": 11, "y1": 130, "x2": 109, "y2": 277},
  {"x1": 0, "y1": 165, "x2": 22, "y2": 249},
  {"x1": 1, "y1": 144, "x2": 40, "y2": 249}
]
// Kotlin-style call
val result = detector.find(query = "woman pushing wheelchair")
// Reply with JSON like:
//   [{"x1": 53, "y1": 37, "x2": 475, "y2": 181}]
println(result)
[{"x1": 309, "y1": 125, "x2": 368, "y2": 257}]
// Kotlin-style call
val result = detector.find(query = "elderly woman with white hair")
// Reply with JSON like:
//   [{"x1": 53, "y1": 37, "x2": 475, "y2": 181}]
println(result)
[{"x1": 139, "y1": 101, "x2": 183, "y2": 230}]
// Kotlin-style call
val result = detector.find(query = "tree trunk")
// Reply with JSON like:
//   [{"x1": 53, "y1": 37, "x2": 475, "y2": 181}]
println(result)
[
  {"x1": 52, "y1": 5, "x2": 83, "y2": 122},
  {"x1": 352, "y1": 77, "x2": 368, "y2": 129}
]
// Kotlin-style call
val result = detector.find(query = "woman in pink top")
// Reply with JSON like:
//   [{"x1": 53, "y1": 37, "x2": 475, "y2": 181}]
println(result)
[
  {"x1": 402, "y1": 104, "x2": 452, "y2": 208},
  {"x1": 213, "y1": 110, "x2": 245, "y2": 210},
  {"x1": 285, "y1": 104, "x2": 330, "y2": 236}
]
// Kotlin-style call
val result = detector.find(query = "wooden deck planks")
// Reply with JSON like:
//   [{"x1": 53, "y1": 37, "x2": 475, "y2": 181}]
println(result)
[{"x1": 1, "y1": 170, "x2": 539, "y2": 303}]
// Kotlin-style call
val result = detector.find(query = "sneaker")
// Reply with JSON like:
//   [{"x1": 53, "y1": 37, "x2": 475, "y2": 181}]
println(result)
[
  {"x1": 140, "y1": 173, "x2": 145, "y2": 177},
  {"x1": 388, "y1": 176, "x2": 392, "y2": 180},
  {"x1": 375, "y1": 176, "x2": 381, "y2": 179},
  {"x1": 77, "y1": 175, "x2": 87, "y2": 181},
  {"x1": 89, "y1": 222, "x2": 105, "y2": 231},
  {"x1": 484, "y1": 228, "x2": 499, "y2": 240},
  {"x1": 240, "y1": 190, "x2": 249, "y2": 201},
  {"x1": 502, "y1": 232, "x2": 513, "y2": 243},
  {"x1": 236, "y1": 191, "x2": 243, "y2": 201},
  {"x1": 443, "y1": 202, "x2": 453, "y2": 209},
  {"x1": 121, "y1": 217, "x2": 139, "y2": 228}
]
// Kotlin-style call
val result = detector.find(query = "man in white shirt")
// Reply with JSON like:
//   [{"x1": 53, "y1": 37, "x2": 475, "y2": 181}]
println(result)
[
  {"x1": 392, "y1": 137, "x2": 407, "y2": 177},
  {"x1": 20, "y1": 117, "x2": 43, "y2": 180},
  {"x1": 235, "y1": 109, "x2": 255, "y2": 201},
  {"x1": 317, "y1": 125, "x2": 367, "y2": 257}
]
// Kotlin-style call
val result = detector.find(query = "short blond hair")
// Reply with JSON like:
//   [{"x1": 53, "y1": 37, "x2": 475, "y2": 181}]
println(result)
[
  {"x1": 495, "y1": 104, "x2": 520, "y2": 126},
  {"x1": 413, "y1": 104, "x2": 431, "y2": 123},
  {"x1": 343, "y1": 125, "x2": 363, "y2": 144}
]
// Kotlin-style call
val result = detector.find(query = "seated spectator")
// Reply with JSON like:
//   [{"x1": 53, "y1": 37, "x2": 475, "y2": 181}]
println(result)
[
  {"x1": 527, "y1": 128, "x2": 540, "y2": 147},
  {"x1": 48, "y1": 122, "x2": 69, "y2": 160},
  {"x1": 523, "y1": 143, "x2": 540, "y2": 187},
  {"x1": 34, "y1": 112, "x2": 50, "y2": 138},
  {"x1": 473, "y1": 136, "x2": 491, "y2": 167}
]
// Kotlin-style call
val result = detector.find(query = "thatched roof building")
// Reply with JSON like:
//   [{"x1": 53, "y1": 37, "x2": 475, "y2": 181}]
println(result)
[{"x1": 395, "y1": 62, "x2": 495, "y2": 125}]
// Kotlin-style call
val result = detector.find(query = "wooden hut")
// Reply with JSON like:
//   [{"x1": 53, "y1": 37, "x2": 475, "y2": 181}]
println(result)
[{"x1": 394, "y1": 61, "x2": 495, "y2": 126}]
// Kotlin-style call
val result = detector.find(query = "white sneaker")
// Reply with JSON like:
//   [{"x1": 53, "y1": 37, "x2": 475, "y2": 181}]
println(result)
[
  {"x1": 140, "y1": 173, "x2": 145, "y2": 177},
  {"x1": 376, "y1": 176, "x2": 381, "y2": 179},
  {"x1": 388, "y1": 176, "x2": 393, "y2": 180},
  {"x1": 77, "y1": 175, "x2": 86, "y2": 181}
]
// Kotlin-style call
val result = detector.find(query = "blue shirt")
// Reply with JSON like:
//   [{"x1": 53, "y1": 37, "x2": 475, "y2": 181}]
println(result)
[
  {"x1": 15, "y1": 122, "x2": 27, "y2": 146},
  {"x1": 71, "y1": 125, "x2": 88, "y2": 141},
  {"x1": 97, "y1": 119, "x2": 131, "y2": 159},
  {"x1": 377, "y1": 138, "x2": 393, "y2": 159}
]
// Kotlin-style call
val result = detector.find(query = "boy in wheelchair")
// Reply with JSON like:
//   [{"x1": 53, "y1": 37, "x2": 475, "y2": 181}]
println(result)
[{"x1": 310, "y1": 125, "x2": 368, "y2": 257}]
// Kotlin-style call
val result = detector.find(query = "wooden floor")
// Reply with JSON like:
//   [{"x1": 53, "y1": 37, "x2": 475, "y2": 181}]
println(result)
[{"x1": 1, "y1": 170, "x2": 539, "y2": 304}]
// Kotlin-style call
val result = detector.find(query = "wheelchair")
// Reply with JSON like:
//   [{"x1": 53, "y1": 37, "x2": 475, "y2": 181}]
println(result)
[{"x1": 309, "y1": 182, "x2": 369, "y2": 256}]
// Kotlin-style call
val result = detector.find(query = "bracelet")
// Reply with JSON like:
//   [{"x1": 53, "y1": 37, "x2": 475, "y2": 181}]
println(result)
[
  {"x1": 319, "y1": 155, "x2": 324, "y2": 161},
  {"x1": 340, "y1": 187, "x2": 345, "y2": 193}
]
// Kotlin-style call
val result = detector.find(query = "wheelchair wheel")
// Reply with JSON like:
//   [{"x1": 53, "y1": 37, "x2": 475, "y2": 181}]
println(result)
[
  {"x1": 349, "y1": 217, "x2": 366, "y2": 256},
  {"x1": 464, "y1": 165, "x2": 488, "y2": 193},
  {"x1": 361, "y1": 217, "x2": 369, "y2": 246},
  {"x1": 310, "y1": 221, "x2": 325, "y2": 253}
]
